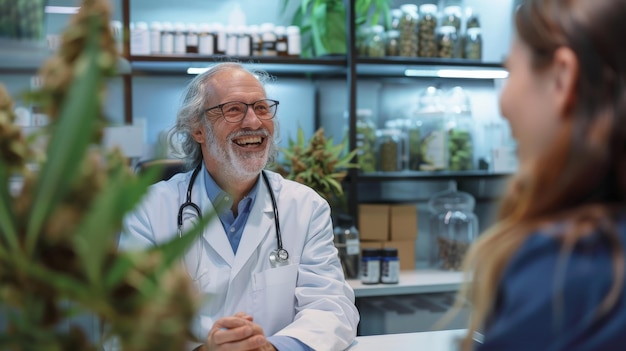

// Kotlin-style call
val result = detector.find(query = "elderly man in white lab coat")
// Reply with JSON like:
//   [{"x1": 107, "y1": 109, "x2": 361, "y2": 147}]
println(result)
[{"x1": 120, "y1": 62, "x2": 359, "y2": 351}]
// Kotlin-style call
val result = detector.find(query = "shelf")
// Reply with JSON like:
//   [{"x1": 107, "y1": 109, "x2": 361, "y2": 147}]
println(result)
[
  {"x1": 356, "y1": 57, "x2": 507, "y2": 79},
  {"x1": 347, "y1": 269, "x2": 466, "y2": 297},
  {"x1": 0, "y1": 38, "x2": 131, "y2": 75},
  {"x1": 355, "y1": 170, "x2": 512, "y2": 182},
  {"x1": 129, "y1": 55, "x2": 347, "y2": 76}
]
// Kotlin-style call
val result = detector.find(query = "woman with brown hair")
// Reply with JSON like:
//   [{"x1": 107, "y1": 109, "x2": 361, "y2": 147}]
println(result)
[{"x1": 460, "y1": 0, "x2": 626, "y2": 350}]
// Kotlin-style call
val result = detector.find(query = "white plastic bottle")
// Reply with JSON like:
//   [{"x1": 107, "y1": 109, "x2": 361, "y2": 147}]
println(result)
[
  {"x1": 160, "y1": 22, "x2": 174, "y2": 54},
  {"x1": 173, "y1": 22, "x2": 187, "y2": 54},
  {"x1": 149, "y1": 21, "x2": 162, "y2": 54}
]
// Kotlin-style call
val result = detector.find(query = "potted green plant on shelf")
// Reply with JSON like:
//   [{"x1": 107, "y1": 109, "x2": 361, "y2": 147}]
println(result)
[
  {"x1": 0, "y1": 1, "x2": 213, "y2": 350},
  {"x1": 271, "y1": 127, "x2": 358, "y2": 214},
  {"x1": 282, "y1": 0, "x2": 391, "y2": 57}
]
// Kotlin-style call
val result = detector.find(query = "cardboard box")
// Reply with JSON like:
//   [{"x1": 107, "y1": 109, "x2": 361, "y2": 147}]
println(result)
[
  {"x1": 358, "y1": 204, "x2": 390, "y2": 241},
  {"x1": 359, "y1": 241, "x2": 384, "y2": 250},
  {"x1": 383, "y1": 240, "x2": 416, "y2": 270},
  {"x1": 389, "y1": 204, "x2": 418, "y2": 241}
]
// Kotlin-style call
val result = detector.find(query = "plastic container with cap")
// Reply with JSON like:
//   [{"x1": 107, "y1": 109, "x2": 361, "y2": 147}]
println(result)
[
  {"x1": 428, "y1": 184, "x2": 479, "y2": 270},
  {"x1": 333, "y1": 214, "x2": 361, "y2": 279},
  {"x1": 380, "y1": 247, "x2": 400, "y2": 284},
  {"x1": 361, "y1": 248, "x2": 381, "y2": 284}
]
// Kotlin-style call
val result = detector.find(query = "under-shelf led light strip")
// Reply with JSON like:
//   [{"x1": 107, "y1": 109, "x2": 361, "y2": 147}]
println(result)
[
  {"x1": 404, "y1": 68, "x2": 509, "y2": 79},
  {"x1": 45, "y1": 6, "x2": 80, "y2": 14}
]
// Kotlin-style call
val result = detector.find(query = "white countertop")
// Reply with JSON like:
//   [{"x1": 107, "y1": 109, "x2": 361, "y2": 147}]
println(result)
[
  {"x1": 347, "y1": 269, "x2": 467, "y2": 297},
  {"x1": 347, "y1": 329, "x2": 467, "y2": 351}
]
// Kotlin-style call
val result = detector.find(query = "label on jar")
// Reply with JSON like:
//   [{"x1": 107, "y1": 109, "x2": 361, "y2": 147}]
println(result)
[
  {"x1": 420, "y1": 130, "x2": 446, "y2": 170},
  {"x1": 346, "y1": 239, "x2": 360, "y2": 255},
  {"x1": 361, "y1": 257, "x2": 380, "y2": 284},
  {"x1": 380, "y1": 257, "x2": 399, "y2": 284}
]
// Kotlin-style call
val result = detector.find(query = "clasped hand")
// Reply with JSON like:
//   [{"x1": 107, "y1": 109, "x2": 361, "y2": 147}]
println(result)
[{"x1": 201, "y1": 312, "x2": 277, "y2": 351}]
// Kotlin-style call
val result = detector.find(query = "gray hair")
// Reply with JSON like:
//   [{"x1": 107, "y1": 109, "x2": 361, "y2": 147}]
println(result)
[{"x1": 167, "y1": 62, "x2": 278, "y2": 170}]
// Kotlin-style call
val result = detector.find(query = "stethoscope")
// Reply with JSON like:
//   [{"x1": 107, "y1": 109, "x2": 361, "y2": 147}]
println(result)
[{"x1": 177, "y1": 163, "x2": 289, "y2": 269}]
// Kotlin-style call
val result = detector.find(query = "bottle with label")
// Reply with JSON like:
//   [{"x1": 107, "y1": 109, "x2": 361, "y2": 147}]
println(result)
[
  {"x1": 173, "y1": 22, "x2": 187, "y2": 54},
  {"x1": 360, "y1": 248, "x2": 381, "y2": 284},
  {"x1": 380, "y1": 247, "x2": 399, "y2": 284},
  {"x1": 260, "y1": 23, "x2": 277, "y2": 56},
  {"x1": 415, "y1": 86, "x2": 447, "y2": 171},
  {"x1": 286, "y1": 25, "x2": 301, "y2": 57},
  {"x1": 333, "y1": 214, "x2": 361, "y2": 279},
  {"x1": 274, "y1": 26, "x2": 288, "y2": 57},
  {"x1": 30, "y1": 76, "x2": 48, "y2": 127},
  {"x1": 160, "y1": 22, "x2": 174, "y2": 54},
  {"x1": 198, "y1": 23, "x2": 214, "y2": 55},
  {"x1": 225, "y1": 25, "x2": 238, "y2": 56},
  {"x1": 149, "y1": 21, "x2": 162, "y2": 54},
  {"x1": 237, "y1": 25, "x2": 251, "y2": 56},
  {"x1": 130, "y1": 21, "x2": 150, "y2": 56},
  {"x1": 185, "y1": 23, "x2": 199, "y2": 54},
  {"x1": 213, "y1": 23, "x2": 227, "y2": 55},
  {"x1": 249, "y1": 25, "x2": 262, "y2": 56}
]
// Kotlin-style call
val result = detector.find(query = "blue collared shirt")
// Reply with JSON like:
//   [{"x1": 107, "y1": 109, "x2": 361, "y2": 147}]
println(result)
[{"x1": 202, "y1": 170, "x2": 313, "y2": 351}]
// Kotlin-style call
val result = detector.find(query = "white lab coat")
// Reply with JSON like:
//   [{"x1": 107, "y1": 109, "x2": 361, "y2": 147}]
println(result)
[{"x1": 120, "y1": 165, "x2": 359, "y2": 351}]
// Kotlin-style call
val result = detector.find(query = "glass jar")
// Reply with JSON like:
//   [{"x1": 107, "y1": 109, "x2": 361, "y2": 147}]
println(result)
[
  {"x1": 428, "y1": 188, "x2": 479, "y2": 270},
  {"x1": 464, "y1": 27, "x2": 482, "y2": 60},
  {"x1": 398, "y1": 4, "x2": 418, "y2": 57},
  {"x1": 437, "y1": 25, "x2": 461, "y2": 59},
  {"x1": 366, "y1": 25, "x2": 386, "y2": 57},
  {"x1": 333, "y1": 214, "x2": 361, "y2": 279},
  {"x1": 376, "y1": 127, "x2": 403, "y2": 172},
  {"x1": 385, "y1": 29, "x2": 400, "y2": 56},
  {"x1": 415, "y1": 86, "x2": 447, "y2": 171},
  {"x1": 354, "y1": 109, "x2": 377, "y2": 173},
  {"x1": 466, "y1": 13, "x2": 482, "y2": 30},
  {"x1": 390, "y1": 8, "x2": 403, "y2": 31},
  {"x1": 418, "y1": 4, "x2": 438, "y2": 58},
  {"x1": 356, "y1": 25, "x2": 372, "y2": 56},
  {"x1": 445, "y1": 87, "x2": 475, "y2": 171},
  {"x1": 441, "y1": 5, "x2": 462, "y2": 32}
]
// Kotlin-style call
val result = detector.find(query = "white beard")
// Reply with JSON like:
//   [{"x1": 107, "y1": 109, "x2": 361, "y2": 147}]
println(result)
[{"x1": 206, "y1": 128, "x2": 271, "y2": 183}]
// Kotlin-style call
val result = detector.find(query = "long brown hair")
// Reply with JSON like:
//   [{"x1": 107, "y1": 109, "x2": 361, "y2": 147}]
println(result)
[{"x1": 459, "y1": 0, "x2": 626, "y2": 349}]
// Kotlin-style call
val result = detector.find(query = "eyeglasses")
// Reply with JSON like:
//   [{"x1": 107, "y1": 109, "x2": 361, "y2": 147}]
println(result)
[{"x1": 204, "y1": 99, "x2": 279, "y2": 123}]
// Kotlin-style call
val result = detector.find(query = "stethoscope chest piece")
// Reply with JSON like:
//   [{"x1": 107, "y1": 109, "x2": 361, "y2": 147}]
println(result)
[{"x1": 269, "y1": 248, "x2": 289, "y2": 268}]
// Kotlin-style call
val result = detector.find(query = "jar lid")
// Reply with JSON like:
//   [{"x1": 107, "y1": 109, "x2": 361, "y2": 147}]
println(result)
[
  {"x1": 428, "y1": 189, "x2": 476, "y2": 213},
  {"x1": 443, "y1": 5, "x2": 462, "y2": 16},
  {"x1": 419, "y1": 4, "x2": 438, "y2": 14},
  {"x1": 381, "y1": 247, "x2": 398, "y2": 257},
  {"x1": 362, "y1": 248, "x2": 381, "y2": 257},
  {"x1": 400, "y1": 4, "x2": 418, "y2": 13},
  {"x1": 439, "y1": 25, "x2": 457, "y2": 34}
]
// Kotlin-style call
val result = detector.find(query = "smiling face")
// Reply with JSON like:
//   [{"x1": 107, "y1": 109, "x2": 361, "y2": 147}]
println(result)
[{"x1": 192, "y1": 68, "x2": 275, "y2": 187}]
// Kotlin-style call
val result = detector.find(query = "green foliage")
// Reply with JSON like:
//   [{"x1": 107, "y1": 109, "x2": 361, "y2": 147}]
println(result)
[
  {"x1": 0, "y1": 1, "x2": 214, "y2": 350},
  {"x1": 282, "y1": 0, "x2": 391, "y2": 57},
  {"x1": 271, "y1": 127, "x2": 358, "y2": 212}
]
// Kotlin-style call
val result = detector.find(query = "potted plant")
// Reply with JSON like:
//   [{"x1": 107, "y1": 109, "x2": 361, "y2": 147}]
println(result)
[
  {"x1": 0, "y1": 1, "x2": 212, "y2": 349},
  {"x1": 282, "y1": 0, "x2": 392, "y2": 57},
  {"x1": 271, "y1": 127, "x2": 358, "y2": 214}
]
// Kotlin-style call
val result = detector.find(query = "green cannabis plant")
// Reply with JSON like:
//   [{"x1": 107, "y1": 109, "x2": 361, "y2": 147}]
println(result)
[
  {"x1": 272, "y1": 127, "x2": 358, "y2": 213},
  {"x1": 0, "y1": 1, "x2": 213, "y2": 350}
]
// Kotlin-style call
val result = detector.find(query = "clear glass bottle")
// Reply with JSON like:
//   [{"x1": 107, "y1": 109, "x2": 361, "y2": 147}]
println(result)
[
  {"x1": 198, "y1": 23, "x2": 214, "y2": 55},
  {"x1": 275, "y1": 25, "x2": 288, "y2": 57},
  {"x1": 464, "y1": 27, "x2": 482, "y2": 60},
  {"x1": 415, "y1": 86, "x2": 447, "y2": 171},
  {"x1": 444, "y1": 87, "x2": 475, "y2": 171},
  {"x1": 437, "y1": 25, "x2": 461, "y2": 59},
  {"x1": 353, "y1": 109, "x2": 377, "y2": 173},
  {"x1": 160, "y1": 21, "x2": 174, "y2": 54},
  {"x1": 173, "y1": 22, "x2": 187, "y2": 54},
  {"x1": 398, "y1": 4, "x2": 418, "y2": 57},
  {"x1": 356, "y1": 25, "x2": 372, "y2": 56},
  {"x1": 428, "y1": 187, "x2": 479, "y2": 271},
  {"x1": 441, "y1": 5, "x2": 462, "y2": 32},
  {"x1": 185, "y1": 23, "x2": 199, "y2": 54},
  {"x1": 418, "y1": 4, "x2": 438, "y2": 58},
  {"x1": 286, "y1": 25, "x2": 301, "y2": 57},
  {"x1": 376, "y1": 127, "x2": 403, "y2": 172},
  {"x1": 385, "y1": 29, "x2": 400, "y2": 56},
  {"x1": 333, "y1": 214, "x2": 361, "y2": 279},
  {"x1": 366, "y1": 25, "x2": 386, "y2": 57}
]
